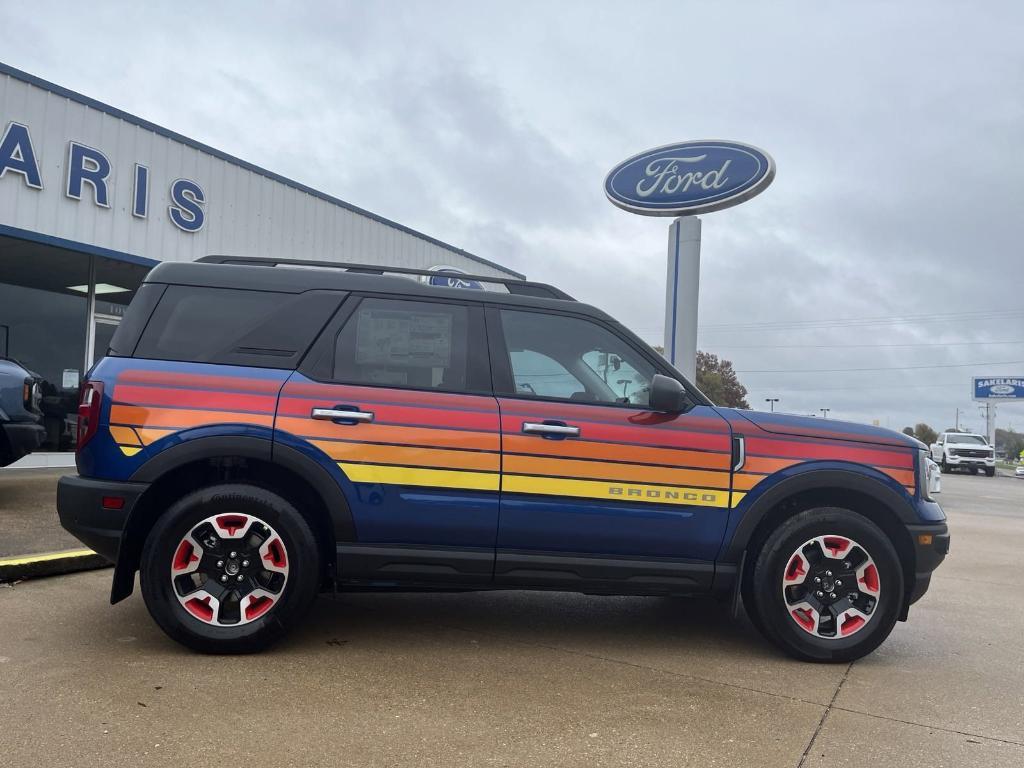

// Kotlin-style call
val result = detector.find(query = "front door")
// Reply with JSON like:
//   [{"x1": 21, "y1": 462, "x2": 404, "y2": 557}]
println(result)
[
  {"x1": 489, "y1": 307, "x2": 734, "y2": 593},
  {"x1": 276, "y1": 295, "x2": 500, "y2": 585}
]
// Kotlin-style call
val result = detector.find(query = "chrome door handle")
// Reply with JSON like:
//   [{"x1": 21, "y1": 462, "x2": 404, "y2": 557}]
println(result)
[
  {"x1": 311, "y1": 407, "x2": 374, "y2": 423},
  {"x1": 522, "y1": 421, "x2": 580, "y2": 437}
]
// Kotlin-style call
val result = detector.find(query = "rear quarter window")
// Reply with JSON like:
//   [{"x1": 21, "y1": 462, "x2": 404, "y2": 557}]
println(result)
[{"x1": 134, "y1": 285, "x2": 342, "y2": 369}]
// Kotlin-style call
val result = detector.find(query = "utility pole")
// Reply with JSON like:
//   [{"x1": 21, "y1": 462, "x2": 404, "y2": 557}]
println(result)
[
  {"x1": 955, "y1": 408, "x2": 963, "y2": 431},
  {"x1": 765, "y1": 397, "x2": 779, "y2": 413},
  {"x1": 820, "y1": 408, "x2": 830, "y2": 419},
  {"x1": 979, "y1": 402, "x2": 996, "y2": 446}
]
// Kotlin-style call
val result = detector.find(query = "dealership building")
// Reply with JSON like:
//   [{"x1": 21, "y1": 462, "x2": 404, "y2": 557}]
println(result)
[{"x1": 0, "y1": 62, "x2": 522, "y2": 452}]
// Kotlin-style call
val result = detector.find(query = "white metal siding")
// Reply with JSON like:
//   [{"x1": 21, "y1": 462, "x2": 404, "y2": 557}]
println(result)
[{"x1": 0, "y1": 72, "x2": 517, "y2": 278}]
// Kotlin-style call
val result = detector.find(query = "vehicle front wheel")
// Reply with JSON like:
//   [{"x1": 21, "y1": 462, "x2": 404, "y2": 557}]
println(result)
[
  {"x1": 747, "y1": 508, "x2": 903, "y2": 662},
  {"x1": 985, "y1": 467, "x2": 996, "y2": 477},
  {"x1": 140, "y1": 483, "x2": 321, "y2": 653}
]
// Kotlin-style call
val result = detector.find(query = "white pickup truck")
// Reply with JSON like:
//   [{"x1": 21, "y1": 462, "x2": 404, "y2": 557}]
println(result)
[{"x1": 930, "y1": 432, "x2": 996, "y2": 476}]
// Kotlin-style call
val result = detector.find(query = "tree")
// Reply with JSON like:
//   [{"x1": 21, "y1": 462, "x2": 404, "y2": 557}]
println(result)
[
  {"x1": 651, "y1": 347, "x2": 750, "y2": 408},
  {"x1": 996, "y1": 428, "x2": 1024, "y2": 461},
  {"x1": 695, "y1": 351, "x2": 750, "y2": 409},
  {"x1": 902, "y1": 427, "x2": 915, "y2": 436},
  {"x1": 913, "y1": 423, "x2": 938, "y2": 445}
]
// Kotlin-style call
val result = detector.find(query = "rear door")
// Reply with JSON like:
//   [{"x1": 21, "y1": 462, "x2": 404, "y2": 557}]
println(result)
[
  {"x1": 275, "y1": 294, "x2": 500, "y2": 585},
  {"x1": 489, "y1": 307, "x2": 734, "y2": 593}
]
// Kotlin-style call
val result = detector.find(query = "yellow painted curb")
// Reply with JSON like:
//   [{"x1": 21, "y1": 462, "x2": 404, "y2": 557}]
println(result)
[
  {"x1": 0, "y1": 548, "x2": 110, "y2": 582},
  {"x1": 0, "y1": 548, "x2": 97, "y2": 567}
]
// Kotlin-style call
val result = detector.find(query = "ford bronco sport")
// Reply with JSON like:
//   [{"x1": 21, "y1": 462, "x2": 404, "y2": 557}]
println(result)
[{"x1": 57, "y1": 257, "x2": 949, "y2": 660}]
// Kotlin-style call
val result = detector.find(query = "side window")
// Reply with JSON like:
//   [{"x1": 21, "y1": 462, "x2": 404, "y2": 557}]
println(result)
[
  {"x1": 332, "y1": 297, "x2": 477, "y2": 392},
  {"x1": 498, "y1": 309, "x2": 660, "y2": 406},
  {"x1": 135, "y1": 286, "x2": 340, "y2": 369}
]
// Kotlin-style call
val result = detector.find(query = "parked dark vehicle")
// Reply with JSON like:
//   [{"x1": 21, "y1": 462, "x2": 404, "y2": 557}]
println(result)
[
  {"x1": 0, "y1": 357, "x2": 45, "y2": 467},
  {"x1": 57, "y1": 257, "x2": 949, "y2": 661}
]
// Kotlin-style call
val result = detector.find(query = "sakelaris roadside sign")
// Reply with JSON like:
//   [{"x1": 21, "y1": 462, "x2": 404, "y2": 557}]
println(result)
[
  {"x1": 604, "y1": 140, "x2": 775, "y2": 217},
  {"x1": 973, "y1": 377, "x2": 1024, "y2": 400}
]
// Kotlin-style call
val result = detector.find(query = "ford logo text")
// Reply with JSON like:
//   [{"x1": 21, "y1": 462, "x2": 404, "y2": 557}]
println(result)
[{"x1": 605, "y1": 140, "x2": 775, "y2": 216}]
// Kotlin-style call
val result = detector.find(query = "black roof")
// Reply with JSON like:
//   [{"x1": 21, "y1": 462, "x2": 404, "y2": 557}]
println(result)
[{"x1": 144, "y1": 259, "x2": 616, "y2": 322}]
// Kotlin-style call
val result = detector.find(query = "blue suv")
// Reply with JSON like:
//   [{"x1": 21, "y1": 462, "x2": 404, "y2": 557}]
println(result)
[{"x1": 57, "y1": 257, "x2": 948, "y2": 659}]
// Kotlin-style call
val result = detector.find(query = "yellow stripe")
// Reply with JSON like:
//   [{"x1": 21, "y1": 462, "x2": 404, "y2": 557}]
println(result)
[
  {"x1": 119, "y1": 445, "x2": 142, "y2": 457},
  {"x1": 731, "y1": 491, "x2": 746, "y2": 507},
  {"x1": 503, "y1": 474, "x2": 732, "y2": 508},
  {"x1": 337, "y1": 462, "x2": 499, "y2": 491},
  {"x1": 0, "y1": 548, "x2": 97, "y2": 567}
]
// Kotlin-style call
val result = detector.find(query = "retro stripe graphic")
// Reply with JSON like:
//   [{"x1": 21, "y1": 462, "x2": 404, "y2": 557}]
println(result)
[
  {"x1": 107, "y1": 369, "x2": 279, "y2": 457},
  {"x1": 109, "y1": 369, "x2": 917, "y2": 506}
]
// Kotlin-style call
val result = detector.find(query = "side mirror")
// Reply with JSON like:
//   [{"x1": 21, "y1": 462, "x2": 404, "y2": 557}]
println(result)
[{"x1": 649, "y1": 374, "x2": 687, "y2": 412}]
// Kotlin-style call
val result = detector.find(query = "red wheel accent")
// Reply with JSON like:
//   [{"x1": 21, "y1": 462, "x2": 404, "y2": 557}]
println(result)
[
  {"x1": 263, "y1": 538, "x2": 287, "y2": 569},
  {"x1": 244, "y1": 595, "x2": 274, "y2": 621},
  {"x1": 171, "y1": 513, "x2": 289, "y2": 627},
  {"x1": 792, "y1": 608, "x2": 816, "y2": 631},
  {"x1": 185, "y1": 596, "x2": 214, "y2": 621},
  {"x1": 823, "y1": 536, "x2": 850, "y2": 557},
  {"x1": 172, "y1": 540, "x2": 199, "y2": 572},
  {"x1": 782, "y1": 534, "x2": 880, "y2": 640},
  {"x1": 215, "y1": 514, "x2": 249, "y2": 536},
  {"x1": 859, "y1": 563, "x2": 880, "y2": 593},
  {"x1": 785, "y1": 554, "x2": 806, "y2": 582},
  {"x1": 840, "y1": 614, "x2": 866, "y2": 636}
]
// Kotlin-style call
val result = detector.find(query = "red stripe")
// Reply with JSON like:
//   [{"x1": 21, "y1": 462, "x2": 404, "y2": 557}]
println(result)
[
  {"x1": 281, "y1": 379, "x2": 496, "y2": 411},
  {"x1": 500, "y1": 415, "x2": 731, "y2": 453},
  {"x1": 280, "y1": 397, "x2": 498, "y2": 430},
  {"x1": 118, "y1": 369, "x2": 282, "y2": 393},
  {"x1": 498, "y1": 398, "x2": 730, "y2": 433},
  {"x1": 745, "y1": 436, "x2": 914, "y2": 468},
  {"x1": 113, "y1": 384, "x2": 277, "y2": 414}
]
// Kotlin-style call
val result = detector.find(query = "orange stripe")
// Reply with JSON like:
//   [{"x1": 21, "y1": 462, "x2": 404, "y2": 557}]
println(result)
[
  {"x1": 504, "y1": 455, "x2": 732, "y2": 490},
  {"x1": 743, "y1": 456, "x2": 800, "y2": 474},
  {"x1": 276, "y1": 416, "x2": 499, "y2": 451},
  {"x1": 136, "y1": 427, "x2": 176, "y2": 445},
  {"x1": 311, "y1": 440, "x2": 500, "y2": 472},
  {"x1": 109, "y1": 426, "x2": 141, "y2": 446},
  {"x1": 502, "y1": 434, "x2": 731, "y2": 471},
  {"x1": 110, "y1": 405, "x2": 273, "y2": 430}
]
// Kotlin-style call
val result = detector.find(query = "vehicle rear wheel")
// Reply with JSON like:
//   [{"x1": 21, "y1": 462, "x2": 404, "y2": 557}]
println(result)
[
  {"x1": 140, "y1": 483, "x2": 321, "y2": 653},
  {"x1": 747, "y1": 507, "x2": 903, "y2": 662}
]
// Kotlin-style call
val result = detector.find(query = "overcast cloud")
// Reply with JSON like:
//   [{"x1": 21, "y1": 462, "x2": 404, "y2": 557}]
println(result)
[{"x1": 5, "y1": 1, "x2": 1023, "y2": 434}]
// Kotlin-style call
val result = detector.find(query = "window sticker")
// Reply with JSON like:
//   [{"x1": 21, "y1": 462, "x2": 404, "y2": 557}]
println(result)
[{"x1": 355, "y1": 309, "x2": 452, "y2": 368}]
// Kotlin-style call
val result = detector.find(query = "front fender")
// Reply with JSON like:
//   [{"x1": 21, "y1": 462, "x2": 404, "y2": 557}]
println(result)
[{"x1": 720, "y1": 461, "x2": 918, "y2": 563}]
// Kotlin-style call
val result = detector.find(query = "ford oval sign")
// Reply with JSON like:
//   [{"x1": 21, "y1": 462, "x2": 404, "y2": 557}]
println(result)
[
  {"x1": 605, "y1": 140, "x2": 775, "y2": 216},
  {"x1": 426, "y1": 266, "x2": 484, "y2": 290}
]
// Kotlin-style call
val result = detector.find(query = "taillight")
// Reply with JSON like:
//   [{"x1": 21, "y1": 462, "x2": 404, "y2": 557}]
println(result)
[{"x1": 77, "y1": 380, "x2": 104, "y2": 451}]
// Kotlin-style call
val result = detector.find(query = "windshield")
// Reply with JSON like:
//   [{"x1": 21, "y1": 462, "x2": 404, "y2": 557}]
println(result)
[{"x1": 947, "y1": 434, "x2": 988, "y2": 445}]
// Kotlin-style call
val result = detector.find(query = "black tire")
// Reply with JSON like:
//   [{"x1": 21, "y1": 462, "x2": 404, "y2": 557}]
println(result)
[
  {"x1": 940, "y1": 458, "x2": 949, "y2": 473},
  {"x1": 747, "y1": 507, "x2": 904, "y2": 662},
  {"x1": 985, "y1": 467, "x2": 996, "y2": 477},
  {"x1": 968, "y1": 467, "x2": 978, "y2": 475},
  {"x1": 140, "y1": 483, "x2": 321, "y2": 653}
]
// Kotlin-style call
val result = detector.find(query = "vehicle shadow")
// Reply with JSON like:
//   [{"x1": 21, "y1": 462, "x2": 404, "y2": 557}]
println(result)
[{"x1": 290, "y1": 588, "x2": 776, "y2": 662}]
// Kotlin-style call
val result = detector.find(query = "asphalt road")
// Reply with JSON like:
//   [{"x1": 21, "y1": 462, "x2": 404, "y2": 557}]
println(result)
[
  {"x1": 1, "y1": 472, "x2": 1022, "y2": 767},
  {"x1": 0, "y1": 467, "x2": 79, "y2": 556}
]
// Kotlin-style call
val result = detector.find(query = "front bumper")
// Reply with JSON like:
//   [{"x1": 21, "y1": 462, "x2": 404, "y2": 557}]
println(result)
[
  {"x1": 1, "y1": 420, "x2": 46, "y2": 464},
  {"x1": 906, "y1": 522, "x2": 950, "y2": 606},
  {"x1": 944, "y1": 454, "x2": 995, "y2": 466},
  {"x1": 56, "y1": 475, "x2": 148, "y2": 563}
]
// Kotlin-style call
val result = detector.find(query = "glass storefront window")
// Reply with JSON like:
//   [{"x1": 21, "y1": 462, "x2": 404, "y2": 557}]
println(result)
[{"x1": 0, "y1": 236, "x2": 150, "y2": 450}]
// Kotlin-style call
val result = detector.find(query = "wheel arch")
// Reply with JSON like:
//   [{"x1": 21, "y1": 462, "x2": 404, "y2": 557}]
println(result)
[
  {"x1": 111, "y1": 436, "x2": 354, "y2": 603},
  {"x1": 727, "y1": 469, "x2": 918, "y2": 615}
]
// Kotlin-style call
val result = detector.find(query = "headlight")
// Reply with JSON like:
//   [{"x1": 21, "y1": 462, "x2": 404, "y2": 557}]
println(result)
[{"x1": 919, "y1": 451, "x2": 941, "y2": 500}]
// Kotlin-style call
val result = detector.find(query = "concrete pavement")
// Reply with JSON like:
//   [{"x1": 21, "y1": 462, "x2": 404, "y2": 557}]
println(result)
[{"x1": 0, "y1": 472, "x2": 1022, "y2": 767}]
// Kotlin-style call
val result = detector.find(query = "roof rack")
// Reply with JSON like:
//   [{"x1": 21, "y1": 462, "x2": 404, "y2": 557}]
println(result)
[{"x1": 196, "y1": 255, "x2": 574, "y2": 301}]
